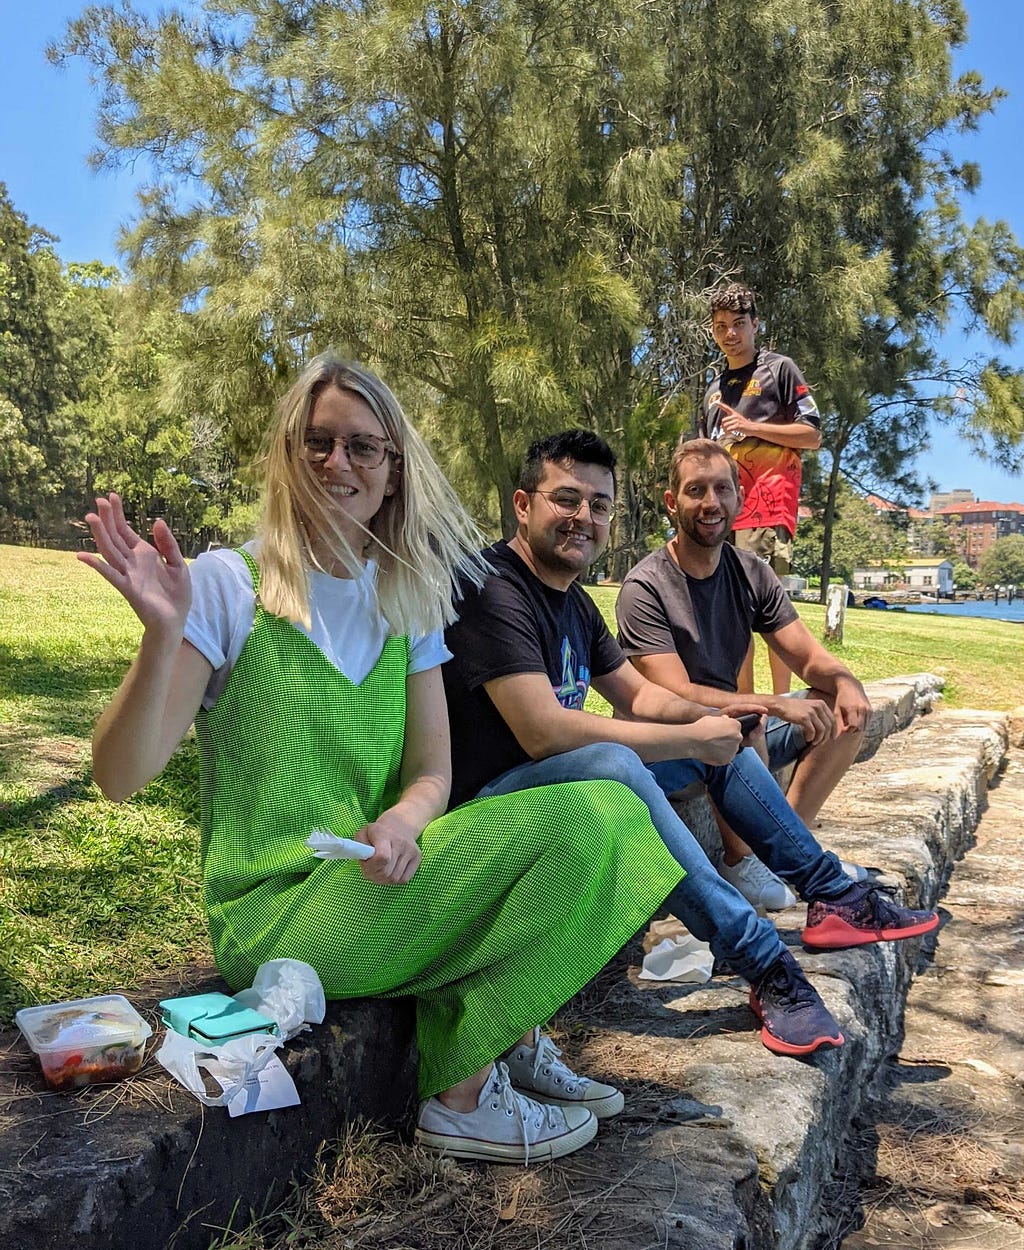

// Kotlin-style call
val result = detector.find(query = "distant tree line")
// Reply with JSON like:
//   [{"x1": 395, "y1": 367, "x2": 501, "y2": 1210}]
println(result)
[{"x1": 3, "y1": 0, "x2": 1024, "y2": 587}]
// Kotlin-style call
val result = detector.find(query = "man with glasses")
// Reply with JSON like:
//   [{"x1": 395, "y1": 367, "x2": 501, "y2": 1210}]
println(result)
[{"x1": 442, "y1": 429, "x2": 937, "y2": 1065}]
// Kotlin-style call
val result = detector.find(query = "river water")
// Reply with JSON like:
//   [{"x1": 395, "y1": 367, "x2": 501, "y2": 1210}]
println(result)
[{"x1": 900, "y1": 599, "x2": 1024, "y2": 622}]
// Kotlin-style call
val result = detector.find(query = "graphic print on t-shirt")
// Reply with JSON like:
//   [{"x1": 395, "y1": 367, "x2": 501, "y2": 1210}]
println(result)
[{"x1": 554, "y1": 635, "x2": 590, "y2": 709}]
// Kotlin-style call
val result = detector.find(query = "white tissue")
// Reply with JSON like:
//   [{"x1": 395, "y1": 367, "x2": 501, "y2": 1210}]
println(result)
[
  {"x1": 638, "y1": 934, "x2": 714, "y2": 983},
  {"x1": 305, "y1": 829, "x2": 375, "y2": 860}
]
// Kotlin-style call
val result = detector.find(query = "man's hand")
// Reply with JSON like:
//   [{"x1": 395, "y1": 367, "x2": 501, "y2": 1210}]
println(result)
[
  {"x1": 731, "y1": 710, "x2": 766, "y2": 745},
  {"x1": 771, "y1": 696, "x2": 836, "y2": 746},
  {"x1": 679, "y1": 715, "x2": 746, "y2": 765},
  {"x1": 833, "y1": 677, "x2": 871, "y2": 735},
  {"x1": 354, "y1": 813, "x2": 423, "y2": 885},
  {"x1": 716, "y1": 401, "x2": 751, "y2": 440},
  {"x1": 715, "y1": 402, "x2": 821, "y2": 451}
]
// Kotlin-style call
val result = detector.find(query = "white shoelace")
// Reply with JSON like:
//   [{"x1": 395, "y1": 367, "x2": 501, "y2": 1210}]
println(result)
[
  {"x1": 489, "y1": 1061, "x2": 564, "y2": 1166},
  {"x1": 529, "y1": 1034, "x2": 588, "y2": 1093}
]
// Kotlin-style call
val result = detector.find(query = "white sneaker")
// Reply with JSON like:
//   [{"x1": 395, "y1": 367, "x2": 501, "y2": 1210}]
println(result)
[
  {"x1": 721, "y1": 854, "x2": 797, "y2": 911},
  {"x1": 414, "y1": 1061, "x2": 597, "y2": 1163},
  {"x1": 503, "y1": 1028, "x2": 625, "y2": 1118}
]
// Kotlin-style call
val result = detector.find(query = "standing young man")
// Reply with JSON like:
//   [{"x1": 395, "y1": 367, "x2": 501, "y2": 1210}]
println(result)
[
  {"x1": 617, "y1": 438, "x2": 871, "y2": 905},
  {"x1": 442, "y1": 429, "x2": 938, "y2": 1069},
  {"x1": 702, "y1": 283, "x2": 820, "y2": 694}
]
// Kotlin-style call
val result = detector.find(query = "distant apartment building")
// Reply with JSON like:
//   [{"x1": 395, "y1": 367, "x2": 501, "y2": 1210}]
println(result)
[
  {"x1": 932, "y1": 501, "x2": 1024, "y2": 567},
  {"x1": 929, "y1": 489, "x2": 975, "y2": 512},
  {"x1": 862, "y1": 491, "x2": 1024, "y2": 567},
  {"x1": 862, "y1": 494, "x2": 932, "y2": 554}
]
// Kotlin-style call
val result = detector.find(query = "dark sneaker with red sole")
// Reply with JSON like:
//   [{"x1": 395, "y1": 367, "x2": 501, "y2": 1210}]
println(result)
[
  {"x1": 802, "y1": 882, "x2": 940, "y2": 950},
  {"x1": 749, "y1": 949, "x2": 844, "y2": 1057}
]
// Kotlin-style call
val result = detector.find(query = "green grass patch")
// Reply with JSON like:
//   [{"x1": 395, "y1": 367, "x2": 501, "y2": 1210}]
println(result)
[
  {"x1": 1, "y1": 545, "x2": 206, "y2": 1025},
  {"x1": 1, "y1": 545, "x2": 1019, "y2": 1026}
]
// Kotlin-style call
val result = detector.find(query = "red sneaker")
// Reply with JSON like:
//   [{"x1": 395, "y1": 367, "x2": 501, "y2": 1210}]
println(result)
[
  {"x1": 803, "y1": 882, "x2": 939, "y2": 950},
  {"x1": 749, "y1": 949, "x2": 844, "y2": 1057}
]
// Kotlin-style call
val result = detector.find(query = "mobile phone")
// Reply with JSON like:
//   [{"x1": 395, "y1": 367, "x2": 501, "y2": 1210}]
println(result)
[{"x1": 735, "y1": 712, "x2": 762, "y2": 737}]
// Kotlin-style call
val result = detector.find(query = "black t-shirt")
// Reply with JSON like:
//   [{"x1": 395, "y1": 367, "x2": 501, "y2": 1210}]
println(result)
[
  {"x1": 443, "y1": 540, "x2": 625, "y2": 807},
  {"x1": 615, "y1": 544, "x2": 797, "y2": 693}
]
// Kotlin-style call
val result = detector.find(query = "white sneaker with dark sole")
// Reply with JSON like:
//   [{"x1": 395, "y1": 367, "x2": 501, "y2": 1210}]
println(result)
[
  {"x1": 721, "y1": 854, "x2": 797, "y2": 911},
  {"x1": 502, "y1": 1027, "x2": 625, "y2": 1119},
  {"x1": 415, "y1": 1061, "x2": 597, "y2": 1164}
]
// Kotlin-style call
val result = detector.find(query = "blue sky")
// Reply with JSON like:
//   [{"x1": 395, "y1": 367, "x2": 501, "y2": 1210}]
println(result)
[{"x1": 2, "y1": 1, "x2": 1022, "y2": 506}]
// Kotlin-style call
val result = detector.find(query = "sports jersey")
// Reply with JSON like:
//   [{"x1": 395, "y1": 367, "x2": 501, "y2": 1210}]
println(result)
[{"x1": 701, "y1": 348, "x2": 819, "y2": 536}]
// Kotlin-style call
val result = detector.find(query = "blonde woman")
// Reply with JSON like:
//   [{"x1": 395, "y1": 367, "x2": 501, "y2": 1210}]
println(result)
[{"x1": 81, "y1": 354, "x2": 683, "y2": 1162}]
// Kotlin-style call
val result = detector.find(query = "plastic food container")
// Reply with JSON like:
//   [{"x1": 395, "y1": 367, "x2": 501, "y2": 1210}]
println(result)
[{"x1": 15, "y1": 994, "x2": 153, "y2": 1090}]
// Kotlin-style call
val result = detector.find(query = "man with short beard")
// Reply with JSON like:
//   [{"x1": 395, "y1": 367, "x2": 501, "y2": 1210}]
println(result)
[
  {"x1": 617, "y1": 438, "x2": 871, "y2": 909},
  {"x1": 702, "y1": 282, "x2": 820, "y2": 695}
]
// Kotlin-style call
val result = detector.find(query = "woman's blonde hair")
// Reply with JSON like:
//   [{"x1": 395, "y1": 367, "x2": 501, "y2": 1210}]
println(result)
[{"x1": 257, "y1": 353, "x2": 488, "y2": 635}]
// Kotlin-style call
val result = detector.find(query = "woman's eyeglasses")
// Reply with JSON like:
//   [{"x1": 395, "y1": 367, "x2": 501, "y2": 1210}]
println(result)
[{"x1": 300, "y1": 431, "x2": 400, "y2": 469}]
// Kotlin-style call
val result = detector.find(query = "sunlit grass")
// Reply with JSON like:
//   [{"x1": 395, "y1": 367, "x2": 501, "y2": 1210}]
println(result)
[{"x1": 1, "y1": 545, "x2": 206, "y2": 1024}]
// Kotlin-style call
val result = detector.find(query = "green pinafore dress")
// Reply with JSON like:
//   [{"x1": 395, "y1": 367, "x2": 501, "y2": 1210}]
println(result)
[{"x1": 196, "y1": 552, "x2": 684, "y2": 1097}]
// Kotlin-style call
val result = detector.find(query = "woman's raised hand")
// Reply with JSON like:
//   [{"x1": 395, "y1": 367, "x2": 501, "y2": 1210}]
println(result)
[{"x1": 77, "y1": 493, "x2": 191, "y2": 636}]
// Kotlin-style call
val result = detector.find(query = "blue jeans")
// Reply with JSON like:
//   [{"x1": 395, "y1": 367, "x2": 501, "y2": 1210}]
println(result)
[
  {"x1": 477, "y1": 743, "x2": 846, "y2": 982},
  {"x1": 648, "y1": 749, "x2": 847, "y2": 897},
  {"x1": 765, "y1": 716, "x2": 806, "y2": 771}
]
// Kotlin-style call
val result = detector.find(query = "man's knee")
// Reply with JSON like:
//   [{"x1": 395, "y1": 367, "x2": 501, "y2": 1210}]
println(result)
[
  {"x1": 565, "y1": 741, "x2": 648, "y2": 788},
  {"x1": 734, "y1": 525, "x2": 791, "y2": 573}
]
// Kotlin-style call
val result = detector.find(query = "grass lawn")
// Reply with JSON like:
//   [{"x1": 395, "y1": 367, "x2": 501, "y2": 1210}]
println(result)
[
  {"x1": 2, "y1": 544, "x2": 1020, "y2": 1025},
  {"x1": 0, "y1": 545, "x2": 207, "y2": 1025}
]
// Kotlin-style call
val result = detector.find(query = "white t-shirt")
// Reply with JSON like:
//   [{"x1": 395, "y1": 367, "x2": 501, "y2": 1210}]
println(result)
[{"x1": 185, "y1": 545, "x2": 451, "y2": 710}]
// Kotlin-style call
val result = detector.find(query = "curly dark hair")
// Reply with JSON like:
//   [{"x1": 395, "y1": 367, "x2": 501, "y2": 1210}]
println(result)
[
  {"x1": 518, "y1": 429, "x2": 617, "y2": 494},
  {"x1": 708, "y1": 282, "x2": 757, "y2": 319}
]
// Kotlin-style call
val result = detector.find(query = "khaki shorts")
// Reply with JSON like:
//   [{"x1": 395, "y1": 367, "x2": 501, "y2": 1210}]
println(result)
[{"x1": 733, "y1": 525, "x2": 793, "y2": 577}]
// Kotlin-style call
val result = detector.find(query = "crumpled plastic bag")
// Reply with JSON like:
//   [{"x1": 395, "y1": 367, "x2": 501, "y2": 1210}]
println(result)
[
  {"x1": 157, "y1": 959, "x2": 326, "y2": 1114},
  {"x1": 638, "y1": 918, "x2": 714, "y2": 983},
  {"x1": 157, "y1": 1028, "x2": 288, "y2": 1113},
  {"x1": 233, "y1": 958, "x2": 326, "y2": 1041}
]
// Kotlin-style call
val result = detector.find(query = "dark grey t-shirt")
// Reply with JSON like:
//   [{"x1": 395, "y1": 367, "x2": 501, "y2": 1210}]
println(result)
[{"x1": 616, "y1": 544, "x2": 797, "y2": 693}]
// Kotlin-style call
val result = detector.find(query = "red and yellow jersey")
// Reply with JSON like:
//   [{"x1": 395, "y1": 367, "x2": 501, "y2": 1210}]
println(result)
[{"x1": 701, "y1": 349, "x2": 819, "y2": 536}]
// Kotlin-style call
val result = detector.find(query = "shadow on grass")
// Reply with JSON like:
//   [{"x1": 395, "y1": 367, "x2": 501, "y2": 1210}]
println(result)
[
  {"x1": 0, "y1": 642, "x2": 131, "y2": 735},
  {"x1": 0, "y1": 776, "x2": 94, "y2": 828},
  {"x1": 1, "y1": 740, "x2": 200, "y2": 831},
  {"x1": 129, "y1": 742, "x2": 202, "y2": 823}
]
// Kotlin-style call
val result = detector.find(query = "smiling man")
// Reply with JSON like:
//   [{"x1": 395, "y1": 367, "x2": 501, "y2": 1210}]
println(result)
[
  {"x1": 617, "y1": 438, "x2": 871, "y2": 905},
  {"x1": 441, "y1": 429, "x2": 938, "y2": 1071}
]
